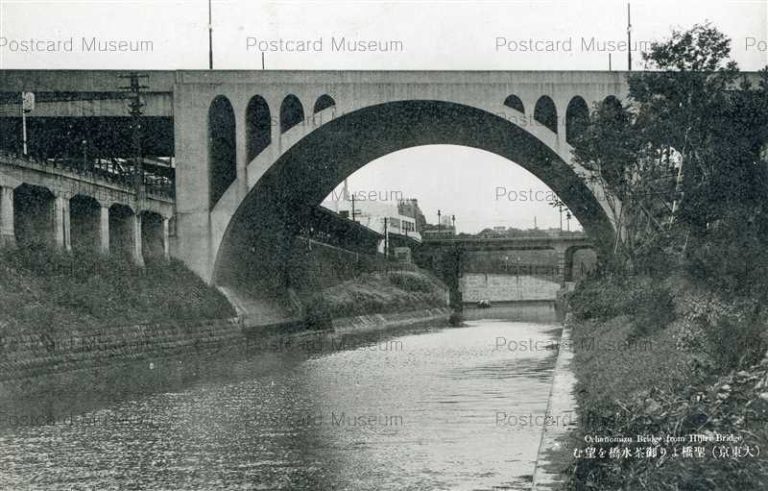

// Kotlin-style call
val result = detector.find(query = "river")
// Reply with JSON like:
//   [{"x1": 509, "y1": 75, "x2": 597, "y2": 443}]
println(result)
[{"x1": 0, "y1": 312, "x2": 561, "y2": 490}]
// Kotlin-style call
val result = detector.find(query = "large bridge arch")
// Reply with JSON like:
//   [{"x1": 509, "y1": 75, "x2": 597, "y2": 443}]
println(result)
[{"x1": 212, "y1": 99, "x2": 616, "y2": 288}]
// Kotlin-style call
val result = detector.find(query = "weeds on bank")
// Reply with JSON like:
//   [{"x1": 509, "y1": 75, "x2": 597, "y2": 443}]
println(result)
[
  {"x1": 0, "y1": 247, "x2": 234, "y2": 338},
  {"x1": 302, "y1": 270, "x2": 448, "y2": 329},
  {"x1": 563, "y1": 275, "x2": 768, "y2": 490}
]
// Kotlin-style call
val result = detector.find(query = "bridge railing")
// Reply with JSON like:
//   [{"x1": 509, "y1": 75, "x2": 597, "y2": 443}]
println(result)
[{"x1": 0, "y1": 149, "x2": 175, "y2": 200}]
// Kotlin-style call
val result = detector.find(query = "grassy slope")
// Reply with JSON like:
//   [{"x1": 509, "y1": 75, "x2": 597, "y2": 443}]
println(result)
[
  {"x1": 0, "y1": 249, "x2": 235, "y2": 338},
  {"x1": 302, "y1": 269, "x2": 449, "y2": 325},
  {"x1": 564, "y1": 276, "x2": 768, "y2": 490}
]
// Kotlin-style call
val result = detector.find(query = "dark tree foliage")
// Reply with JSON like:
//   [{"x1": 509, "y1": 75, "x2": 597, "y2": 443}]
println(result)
[{"x1": 572, "y1": 23, "x2": 768, "y2": 292}]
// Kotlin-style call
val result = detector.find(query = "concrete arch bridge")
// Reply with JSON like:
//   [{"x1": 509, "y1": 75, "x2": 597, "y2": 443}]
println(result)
[{"x1": 1, "y1": 70, "x2": 629, "y2": 297}]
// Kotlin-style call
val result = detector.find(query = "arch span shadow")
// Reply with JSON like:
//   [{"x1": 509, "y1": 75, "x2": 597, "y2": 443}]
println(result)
[{"x1": 214, "y1": 100, "x2": 614, "y2": 290}]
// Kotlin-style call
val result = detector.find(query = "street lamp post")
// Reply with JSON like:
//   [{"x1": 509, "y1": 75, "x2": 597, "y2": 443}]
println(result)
[
  {"x1": 208, "y1": 0, "x2": 214, "y2": 69},
  {"x1": 81, "y1": 140, "x2": 87, "y2": 171}
]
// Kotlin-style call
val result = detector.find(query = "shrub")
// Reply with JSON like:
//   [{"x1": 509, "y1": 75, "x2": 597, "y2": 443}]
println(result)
[
  {"x1": 702, "y1": 312, "x2": 768, "y2": 372},
  {"x1": 569, "y1": 274, "x2": 675, "y2": 336}
]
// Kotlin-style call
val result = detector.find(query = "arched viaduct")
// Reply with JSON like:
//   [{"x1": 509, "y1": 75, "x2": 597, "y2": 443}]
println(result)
[
  {"x1": 1, "y1": 70, "x2": 630, "y2": 289},
  {"x1": 172, "y1": 71, "x2": 627, "y2": 287},
  {"x1": 0, "y1": 152, "x2": 174, "y2": 264}
]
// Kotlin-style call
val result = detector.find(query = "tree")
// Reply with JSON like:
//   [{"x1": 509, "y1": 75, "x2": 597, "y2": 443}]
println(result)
[{"x1": 572, "y1": 23, "x2": 768, "y2": 284}]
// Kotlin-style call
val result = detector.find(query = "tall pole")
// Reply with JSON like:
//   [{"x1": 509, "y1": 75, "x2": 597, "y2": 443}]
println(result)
[
  {"x1": 627, "y1": 3, "x2": 632, "y2": 71},
  {"x1": 383, "y1": 217, "x2": 388, "y2": 257},
  {"x1": 120, "y1": 73, "x2": 148, "y2": 206},
  {"x1": 82, "y1": 140, "x2": 87, "y2": 171},
  {"x1": 208, "y1": 0, "x2": 214, "y2": 69},
  {"x1": 21, "y1": 103, "x2": 28, "y2": 156}
]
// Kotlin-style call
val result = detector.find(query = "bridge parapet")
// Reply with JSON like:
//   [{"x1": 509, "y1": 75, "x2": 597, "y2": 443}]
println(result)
[
  {"x1": 0, "y1": 151, "x2": 174, "y2": 213},
  {"x1": 422, "y1": 236, "x2": 594, "y2": 251}
]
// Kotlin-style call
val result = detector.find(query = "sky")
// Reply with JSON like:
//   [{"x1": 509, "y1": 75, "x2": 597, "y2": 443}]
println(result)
[
  {"x1": 325, "y1": 146, "x2": 570, "y2": 233},
  {"x1": 2, "y1": 1, "x2": 766, "y2": 233}
]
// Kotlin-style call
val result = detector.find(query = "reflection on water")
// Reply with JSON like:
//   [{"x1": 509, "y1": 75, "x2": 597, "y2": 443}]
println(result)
[{"x1": 0, "y1": 318, "x2": 560, "y2": 490}]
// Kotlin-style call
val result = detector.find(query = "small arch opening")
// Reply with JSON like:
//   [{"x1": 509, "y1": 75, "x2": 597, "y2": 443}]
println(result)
[
  {"x1": 313, "y1": 94, "x2": 336, "y2": 114},
  {"x1": 565, "y1": 96, "x2": 590, "y2": 146},
  {"x1": 70, "y1": 194, "x2": 101, "y2": 252},
  {"x1": 141, "y1": 211, "x2": 165, "y2": 263},
  {"x1": 534, "y1": 96, "x2": 558, "y2": 133},
  {"x1": 246, "y1": 95, "x2": 271, "y2": 162},
  {"x1": 109, "y1": 203, "x2": 136, "y2": 259},
  {"x1": 280, "y1": 94, "x2": 305, "y2": 133},
  {"x1": 13, "y1": 184, "x2": 56, "y2": 248},
  {"x1": 208, "y1": 95, "x2": 237, "y2": 208},
  {"x1": 503, "y1": 95, "x2": 524, "y2": 113}
]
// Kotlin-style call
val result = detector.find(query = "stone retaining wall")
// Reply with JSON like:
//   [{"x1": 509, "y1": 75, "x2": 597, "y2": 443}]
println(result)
[
  {"x1": 0, "y1": 308, "x2": 452, "y2": 383},
  {"x1": 0, "y1": 318, "x2": 243, "y2": 382}
]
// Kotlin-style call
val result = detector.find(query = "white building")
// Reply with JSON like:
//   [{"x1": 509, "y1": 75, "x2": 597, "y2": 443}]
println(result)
[{"x1": 322, "y1": 183, "x2": 421, "y2": 253}]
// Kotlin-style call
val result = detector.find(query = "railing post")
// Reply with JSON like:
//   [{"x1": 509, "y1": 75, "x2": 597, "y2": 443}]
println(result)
[
  {"x1": 53, "y1": 195, "x2": 71, "y2": 252},
  {"x1": 162, "y1": 216, "x2": 171, "y2": 261},
  {"x1": 99, "y1": 204, "x2": 110, "y2": 255},
  {"x1": 132, "y1": 212, "x2": 144, "y2": 267},
  {"x1": 0, "y1": 186, "x2": 16, "y2": 248}
]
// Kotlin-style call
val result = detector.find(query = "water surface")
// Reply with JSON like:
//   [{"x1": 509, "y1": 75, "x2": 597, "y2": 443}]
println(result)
[{"x1": 0, "y1": 318, "x2": 560, "y2": 490}]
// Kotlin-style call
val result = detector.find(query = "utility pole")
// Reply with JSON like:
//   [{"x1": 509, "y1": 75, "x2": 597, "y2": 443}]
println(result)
[
  {"x1": 81, "y1": 139, "x2": 87, "y2": 171},
  {"x1": 627, "y1": 3, "x2": 632, "y2": 71},
  {"x1": 20, "y1": 91, "x2": 34, "y2": 157},
  {"x1": 383, "y1": 217, "x2": 388, "y2": 257},
  {"x1": 21, "y1": 98, "x2": 28, "y2": 157},
  {"x1": 350, "y1": 194, "x2": 356, "y2": 222},
  {"x1": 120, "y1": 73, "x2": 148, "y2": 205},
  {"x1": 451, "y1": 214, "x2": 455, "y2": 234},
  {"x1": 208, "y1": 0, "x2": 214, "y2": 69}
]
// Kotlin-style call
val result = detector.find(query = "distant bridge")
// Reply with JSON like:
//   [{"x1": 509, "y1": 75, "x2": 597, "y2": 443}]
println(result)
[
  {"x1": 423, "y1": 235, "x2": 593, "y2": 251},
  {"x1": 418, "y1": 235, "x2": 595, "y2": 285}
]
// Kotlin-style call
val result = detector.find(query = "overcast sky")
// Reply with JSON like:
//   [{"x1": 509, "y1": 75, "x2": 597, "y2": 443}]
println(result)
[{"x1": 2, "y1": 1, "x2": 766, "y2": 232}]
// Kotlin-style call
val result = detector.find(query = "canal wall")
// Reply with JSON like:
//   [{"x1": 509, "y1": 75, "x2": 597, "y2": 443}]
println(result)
[
  {"x1": 531, "y1": 314, "x2": 578, "y2": 490},
  {"x1": 0, "y1": 318, "x2": 245, "y2": 383},
  {"x1": 0, "y1": 307, "x2": 451, "y2": 388},
  {"x1": 460, "y1": 273, "x2": 561, "y2": 302}
]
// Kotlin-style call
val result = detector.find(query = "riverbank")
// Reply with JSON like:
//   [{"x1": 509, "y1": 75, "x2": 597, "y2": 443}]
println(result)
[
  {"x1": 0, "y1": 250, "x2": 451, "y2": 388},
  {"x1": 561, "y1": 274, "x2": 768, "y2": 490},
  {"x1": 531, "y1": 320, "x2": 577, "y2": 490},
  {"x1": 0, "y1": 248, "x2": 235, "y2": 337},
  {"x1": 300, "y1": 269, "x2": 448, "y2": 328}
]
